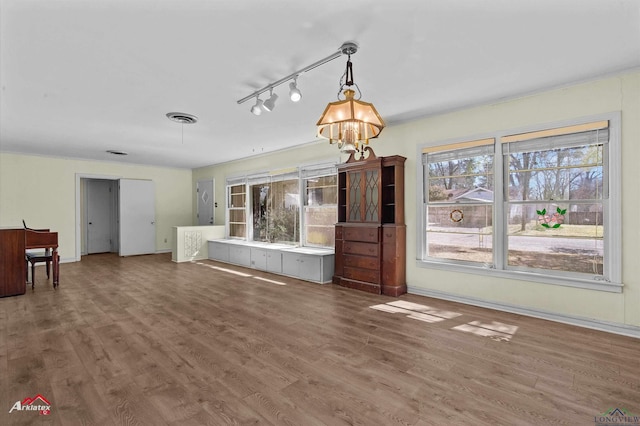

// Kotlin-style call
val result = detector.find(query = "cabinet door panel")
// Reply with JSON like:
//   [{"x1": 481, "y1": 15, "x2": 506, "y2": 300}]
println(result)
[
  {"x1": 266, "y1": 251, "x2": 282, "y2": 273},
  {"x1": 209, "y1": 242, "x2": 229, "y2": 263},
  {"x1": 282, "y1": 253, "x2": 299, "y2": 276},
  {"x1": 251, "y1": 248, "x2": 267, "y2": 270},
  {"x1": 348, "y1": 171, "x2": 362, "y2": 222},
  {"x1": 298, "y1": 255, "x2": 322, "y2": 282},
  {"x1": 229, "y1": 246, "x2": 251, "y2": 266}
]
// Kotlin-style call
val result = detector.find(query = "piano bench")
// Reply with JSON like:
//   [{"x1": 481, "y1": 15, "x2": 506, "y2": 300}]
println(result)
[{"x1": 26, "y1": 251, "x2": 52, "y2": 289}]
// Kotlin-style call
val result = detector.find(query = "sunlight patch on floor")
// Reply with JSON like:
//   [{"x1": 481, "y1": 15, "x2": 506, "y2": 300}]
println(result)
[
  {"x1": 253, "y1": 276, "x2": 287, "y2": 286},
  {"x1": 369, "y1": 301, "x2": 462, "y2": 323},
  {"x1": 195, "y1": 261, "x2": 287, "y2": 285},
  {"x1": 387, "y1": 301, "x2": 463, "y2": 319},
  {"x1": 452, "y1": 321, "x2": 518, "y2": 342}
]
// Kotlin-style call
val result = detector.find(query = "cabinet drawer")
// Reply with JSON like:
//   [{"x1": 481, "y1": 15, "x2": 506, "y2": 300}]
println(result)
[
  {"x1": 344, "y1": 266, "x2": 380, "y2": 284},
  {"x1": 343, "y1": 241, "x2": 379, "y2": 257},
  {"x1": 344, "y1": 227, "x2": 379, "y2": 243},
  {"x1": 344, "y1": 254, "x2": 379, "y2": 270}
]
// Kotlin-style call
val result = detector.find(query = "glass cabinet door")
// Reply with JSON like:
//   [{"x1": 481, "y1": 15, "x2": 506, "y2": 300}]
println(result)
[
  {"x1": 364, "y1": 169, "x2": 379, "y2": 222},
  {"x1": 348, "y1": 171, "x2": 362, "y2": 221}
]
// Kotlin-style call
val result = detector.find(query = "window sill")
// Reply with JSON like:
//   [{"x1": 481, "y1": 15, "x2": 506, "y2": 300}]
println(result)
[{"x1": 416, "y1": 260, "x2": 623, "y2": 293}]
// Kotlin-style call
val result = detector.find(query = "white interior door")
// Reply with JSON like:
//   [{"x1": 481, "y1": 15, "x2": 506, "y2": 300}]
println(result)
[
  {"x1": 87, "y1": 180, "x2": 113, "y2": 253},
  {"x1": 197, "y1": 178, "x2": 214, "y2": 225},
  {"x1": 119, "y1": 179, "x2": 156, "y2": 256}
]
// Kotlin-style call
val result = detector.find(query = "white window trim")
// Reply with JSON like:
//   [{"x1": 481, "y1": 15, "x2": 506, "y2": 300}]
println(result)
[
  {"x1": 224, "y1": 159, "x2": 340, "y2": 248},
  {"x1": 225, "y1": 178, "x2": 248, "y2": 240},
  {"x1": 416, "y1": 112, "x2": 622, "y2": 293}
]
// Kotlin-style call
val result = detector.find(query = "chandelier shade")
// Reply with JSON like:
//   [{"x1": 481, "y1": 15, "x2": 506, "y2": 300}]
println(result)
[
  {"x1": 316, "y1": 89, "x2": 385, "y2": 152},
  {"x1": 316, "y1": 46, "x2": 385, "y2": 153}
]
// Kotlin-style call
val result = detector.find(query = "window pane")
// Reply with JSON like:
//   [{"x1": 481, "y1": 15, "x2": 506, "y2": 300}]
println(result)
[
  {"x1": 251, "y1": 179, "x2": 300, "y2": 244},
  {"x1": 304, "y1": 175, "x2": 337, "y2": 248},
  {"x1": 349, "y1": 171, "x2": 362, "y2": 221},
  {"x1": 426, "y1": 204, "x2": 493, "y2": 264},
  {"x1": 364, "y1": 170, "x2": 379, "y2": 222},
  {"x1": 228, "y1": 209, "x2": 245, "y2": 223},
  {"x1": 306, "y1": 175, "x2": 337, "y2": 206},
  {"x1": 428, "y1": 154, "x2": 493, "y2": 203},
  {"x1": 268, "y1": 179, "x2": 300, "y2": 244},
  {"x1": 229, "y1": 224, "x2": 246, "y2": 238},
  {"x1": 508, "y1": 145, "x2": 603, "y2": 201},
  {"x1": 304, "y1": 207, "x2": 336, "y2": 248},
  {"x1": 506, "y1": 203, "x2": 603, "y2": 275},
  {"x1": 251, "y1": 183, "x2": 269, "y2": 242}
]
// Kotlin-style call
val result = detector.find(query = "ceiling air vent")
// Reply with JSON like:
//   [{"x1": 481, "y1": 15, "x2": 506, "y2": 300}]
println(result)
[{"x1": 166, "y1": 112, "x2": 198, "y2": 124}]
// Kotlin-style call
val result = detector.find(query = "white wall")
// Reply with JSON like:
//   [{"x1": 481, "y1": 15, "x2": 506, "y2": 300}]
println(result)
[
  {"x1": 0, "y1": 154, "x2": 194, "y2": 261},
  {"x1": 194, "y1": 70, "x2": 640, "y2": 330}
]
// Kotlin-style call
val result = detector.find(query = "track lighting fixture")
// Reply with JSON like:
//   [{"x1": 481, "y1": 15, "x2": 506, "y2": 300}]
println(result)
[
  {"x1": 263, "y1": 89, "x2": 278, "y2": 112},
  {"x1": 250, "y1": 97, "x2": 264, "y2": 115},
  {"x1": 289, "y1": 78, "x2": 302, "y2": 102},
  {"x1": 237, "y1": 42, "x2": 359, "y2": 116},
  {"x1": 316, "y1": 43, "x2": 385, "y2": 154}
]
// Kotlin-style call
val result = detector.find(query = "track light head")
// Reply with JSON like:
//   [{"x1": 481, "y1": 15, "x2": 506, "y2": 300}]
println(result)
[
  {"x1": 289, "y1": 80, "x2": 302, "y2": 102},
  {"x1": 251, "y1": 97, "x2": 264, "y2": 115},
  {"x1": 263, "y1": 91, "x2": 278, "y2": 112}
]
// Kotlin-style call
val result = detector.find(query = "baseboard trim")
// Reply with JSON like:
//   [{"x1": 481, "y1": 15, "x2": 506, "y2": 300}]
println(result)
[{"x1": 407, "y1": 285, "x2": 640, "y2": 339}]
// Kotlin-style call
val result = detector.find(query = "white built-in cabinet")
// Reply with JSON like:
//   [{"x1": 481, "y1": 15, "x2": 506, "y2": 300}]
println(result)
[{"x1": 208, "y1": 240, "x2": 334, "y2": 284}]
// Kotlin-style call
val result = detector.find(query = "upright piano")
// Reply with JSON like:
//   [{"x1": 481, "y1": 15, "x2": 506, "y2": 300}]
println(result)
[{"x1": 0, "y1": 227, "x2": 59, "y2": 297}]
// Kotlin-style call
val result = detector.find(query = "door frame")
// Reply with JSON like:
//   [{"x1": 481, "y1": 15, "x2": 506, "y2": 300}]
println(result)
[{"x1": 75, "y1": 173, "x2": 121, "y2": 261}]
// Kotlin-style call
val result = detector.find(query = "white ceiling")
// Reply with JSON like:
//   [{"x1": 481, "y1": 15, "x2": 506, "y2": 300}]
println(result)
[{"x1": 1, "y1": 0, "x2": 639, "y2": 169}]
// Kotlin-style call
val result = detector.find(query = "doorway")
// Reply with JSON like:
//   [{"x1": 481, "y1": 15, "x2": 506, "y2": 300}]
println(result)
[
  {"x1": 86, "y1": 179, "x2": 118, "y2": 254},
  {"x1": 78, "y1": 176, "x2": 156, "y2": 259}
]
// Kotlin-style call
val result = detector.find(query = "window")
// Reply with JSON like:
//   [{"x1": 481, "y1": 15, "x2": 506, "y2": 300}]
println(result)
[
  {"x1": 225, "y1": 163, "x2": 339, "y2": 248},
  {"x1": 504, "y1": 122, "x2": 608, "y2": 276},
  {"x1": 423, "y1": 140, "x2": 494, "y2": 265},
  {"x1": 227, "y1": 182, "x2": 246, "y2": 238},
  {"x1": 419, "y1": 115, "x2": 621, "y2": 291}
]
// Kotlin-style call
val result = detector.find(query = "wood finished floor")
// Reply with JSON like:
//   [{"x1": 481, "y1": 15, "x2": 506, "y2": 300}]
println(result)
[{"x1": 1, "y1": 253, "x2": 639, "y2": 425}]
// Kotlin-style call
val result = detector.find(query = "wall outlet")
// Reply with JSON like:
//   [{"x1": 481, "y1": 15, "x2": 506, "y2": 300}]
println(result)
[{"x1": 164, "y1": 238, "x2": 167, "y2": 243}]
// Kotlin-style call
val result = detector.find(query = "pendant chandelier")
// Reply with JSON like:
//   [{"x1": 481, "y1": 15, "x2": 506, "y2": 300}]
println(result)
[{"x1": 316, "y1": 44, "x2": 385, "y2": 154}]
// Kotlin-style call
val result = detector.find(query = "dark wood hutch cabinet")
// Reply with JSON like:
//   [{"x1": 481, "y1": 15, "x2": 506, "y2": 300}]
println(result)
[{"x1": 333, "y1": 148, "x2": 406, "y2": 296}]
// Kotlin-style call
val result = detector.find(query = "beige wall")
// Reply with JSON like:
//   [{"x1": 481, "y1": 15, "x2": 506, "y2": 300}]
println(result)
[
  {"x1": 0, "y1": 154, "x2": 193, "y2": 260},
  {"x1": 194, "y1": 70, "x2": 640, "y2": 328}
]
